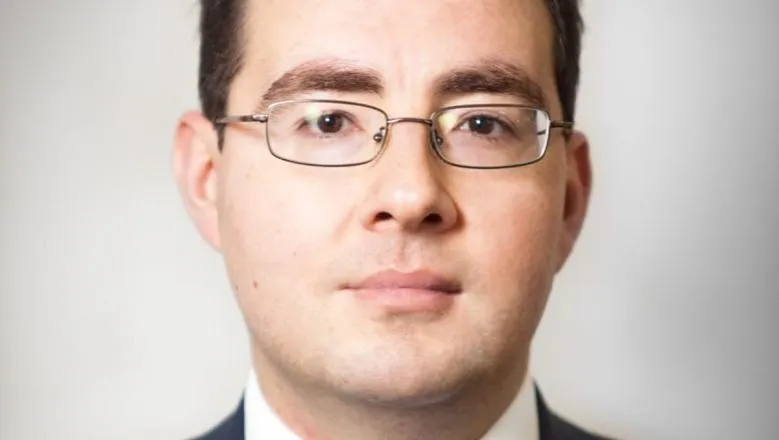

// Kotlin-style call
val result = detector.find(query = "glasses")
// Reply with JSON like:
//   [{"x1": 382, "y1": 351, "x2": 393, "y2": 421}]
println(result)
[{"x1": 215, "y1": 99, "x2": 573, "y2": 169}]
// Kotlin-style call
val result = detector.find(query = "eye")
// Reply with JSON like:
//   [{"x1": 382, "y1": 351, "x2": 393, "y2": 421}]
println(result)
[
  {"x1": 452, "y1": 114, "x2": 514, "y2": 138},
  {"x1": 295, "y1": 109, "x2": 359, "y2": 138},
  {"x1": 464, "y1": 115, "x2": 499, "y2": 135},
  {"x1": 316, "y1": 113, "x2": 346, "y2": 134}
]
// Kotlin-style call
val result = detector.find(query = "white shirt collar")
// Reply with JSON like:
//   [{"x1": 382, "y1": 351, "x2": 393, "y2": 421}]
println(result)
[{"x1": 244, "y1": 368, "x2": 539, "y2": 440}]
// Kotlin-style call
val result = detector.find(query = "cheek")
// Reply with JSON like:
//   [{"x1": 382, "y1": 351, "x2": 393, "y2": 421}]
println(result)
[
  {"x1": 216, "y1": 159, "x2": 349, "y2": 296},
  {"x1": 214, "y1": 158, "x2": 357, "y2": 345},
  {"x1": 460, "y1": 177, "x2": 565, "y2": 305},
  {"x1": 460, "y1": 183, "x2": 565, "y2": 350}
]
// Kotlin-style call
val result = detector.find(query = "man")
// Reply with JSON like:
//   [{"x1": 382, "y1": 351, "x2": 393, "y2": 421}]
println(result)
[{"x1": 173, "y1": 0, "x2": 606, "y2": 438}]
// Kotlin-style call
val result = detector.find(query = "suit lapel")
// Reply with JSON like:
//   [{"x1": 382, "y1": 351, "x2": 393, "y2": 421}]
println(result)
[
  {"x1": 192, "y1": 398, "x2": 245, "y2": 440},
  {"x1": 535, "y1": 385, "x2": 611, "y2": 440}
]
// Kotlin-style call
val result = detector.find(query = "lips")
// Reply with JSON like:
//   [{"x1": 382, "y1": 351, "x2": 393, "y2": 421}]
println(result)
[
  {"x1": 343, "y1": 269, "x2": 461, "y2": 314},
  {"x1": 348, "y1": 269, "x2": 461, "y2": 293}
]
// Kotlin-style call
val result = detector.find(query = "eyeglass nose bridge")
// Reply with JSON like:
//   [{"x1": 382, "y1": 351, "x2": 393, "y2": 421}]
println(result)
[
  {"x1": 372, "y1": 117, "x2": 435, "y2": 143},
  {"x1": 387, "y1": 117, "x2": 434, "y2": 126}
]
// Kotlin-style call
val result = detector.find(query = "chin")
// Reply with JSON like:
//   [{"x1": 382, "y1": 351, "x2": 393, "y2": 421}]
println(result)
[{"x1": 318, "y1": 341, "x2": 486, "y2": 408}]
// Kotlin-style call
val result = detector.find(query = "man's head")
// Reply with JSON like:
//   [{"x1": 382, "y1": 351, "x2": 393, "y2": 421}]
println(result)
[{"x1": 175, "y1": 0, "x2": 590, "y2": 411}]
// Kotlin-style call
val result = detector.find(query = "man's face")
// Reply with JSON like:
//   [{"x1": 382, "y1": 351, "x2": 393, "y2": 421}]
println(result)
[{"x1": 177, "y1": 0, "x2": 589, "y2": 405}]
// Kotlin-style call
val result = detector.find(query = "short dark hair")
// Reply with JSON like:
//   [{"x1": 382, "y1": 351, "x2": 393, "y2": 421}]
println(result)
[{"x1": 198, "y1": 0, "x2": 583, "y2": 124}]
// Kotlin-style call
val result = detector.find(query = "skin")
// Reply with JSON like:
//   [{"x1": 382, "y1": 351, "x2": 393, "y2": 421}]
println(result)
[{"x1": 173, "y1": 0, "x2": 592, "y2": 439}]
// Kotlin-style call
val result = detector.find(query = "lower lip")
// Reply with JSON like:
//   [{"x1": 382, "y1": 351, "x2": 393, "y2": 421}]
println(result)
[{"x1": 348, "y1": 288, "x2": 457, "y2": 314}]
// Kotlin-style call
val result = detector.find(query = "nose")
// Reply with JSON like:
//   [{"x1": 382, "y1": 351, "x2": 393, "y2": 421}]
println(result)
[{"x1": 358, "y1": 120, "x2": 459, "y2": 234}]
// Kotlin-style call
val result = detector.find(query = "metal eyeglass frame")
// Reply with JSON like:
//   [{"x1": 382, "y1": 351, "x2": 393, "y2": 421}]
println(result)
[{"x1": 214, "y1": 99, "x2": 575, "y2": 170}]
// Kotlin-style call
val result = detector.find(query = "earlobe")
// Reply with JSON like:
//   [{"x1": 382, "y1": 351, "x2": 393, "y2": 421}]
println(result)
[
  {"x1": 555, "y1": 131, "x2": 592, "y2": 271},
  {"x1": 172, "y1": 110, "x2": 223, "y2": 251}
]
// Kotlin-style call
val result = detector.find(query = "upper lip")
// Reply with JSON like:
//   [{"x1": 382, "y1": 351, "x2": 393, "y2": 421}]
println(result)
[{"x1": 347, "y1": 269, "x2": 462, "y2": 294}]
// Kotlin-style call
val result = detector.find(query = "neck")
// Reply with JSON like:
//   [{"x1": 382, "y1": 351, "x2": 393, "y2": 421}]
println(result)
[{"x1": 251, "y1": 349, "x2": 529, "y2": 440}]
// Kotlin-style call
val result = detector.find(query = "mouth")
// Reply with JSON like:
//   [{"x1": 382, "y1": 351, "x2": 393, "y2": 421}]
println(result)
[{"x1": 342, "y1": 269, "x2": 462, "y2": 315}]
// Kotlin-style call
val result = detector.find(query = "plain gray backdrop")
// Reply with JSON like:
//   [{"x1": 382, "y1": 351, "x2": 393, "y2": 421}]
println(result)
[{"x1": 1, "y1": 0, "x2": 778, "y2": 439}]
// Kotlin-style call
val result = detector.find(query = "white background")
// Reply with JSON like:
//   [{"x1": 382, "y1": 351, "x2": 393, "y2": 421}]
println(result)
[{"x1": 1, "y1": 1, "x2": 777, "y2": 439}]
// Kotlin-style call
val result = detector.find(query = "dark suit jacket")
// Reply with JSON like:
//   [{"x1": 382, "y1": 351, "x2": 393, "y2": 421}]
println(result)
[{"x1": 193, "y1": 387, "x2": 611, "y2": 440}]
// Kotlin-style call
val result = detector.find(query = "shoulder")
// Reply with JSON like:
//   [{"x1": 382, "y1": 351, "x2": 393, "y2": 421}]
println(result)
[
  {"x1": 189, "y1": 399, "x2": 245, "y2": 440},
  {"x1": 190, "y1": 390, "x2": 615, "y2": 440},
  {"x1": 536, "y1": 387, "x2": 616, "y2": 440}
]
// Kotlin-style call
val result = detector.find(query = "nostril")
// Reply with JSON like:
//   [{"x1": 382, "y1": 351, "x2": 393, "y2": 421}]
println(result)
[
  {"x1": 424, "y1": 212, "x2": 443, "y2": 224},
  {"x1": 371, "y1": 211, "x2": 445, "y2": 227},
  {"x1": 375, "y1": 211, "x2": 393, "y2": 222}
]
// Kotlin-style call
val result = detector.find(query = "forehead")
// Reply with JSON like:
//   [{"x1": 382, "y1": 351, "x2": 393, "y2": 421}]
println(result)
[{"x1": 234, "y1": 0, "x2": 557, "y2": 109}]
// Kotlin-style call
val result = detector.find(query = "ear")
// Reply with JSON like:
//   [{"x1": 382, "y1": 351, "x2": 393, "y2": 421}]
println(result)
[
  {"x1": 555, "y1": 130, "x2": 592, "y2": 271},
  {"x1": 172, "y1": 110, "x2": 223, "y2": 251}
]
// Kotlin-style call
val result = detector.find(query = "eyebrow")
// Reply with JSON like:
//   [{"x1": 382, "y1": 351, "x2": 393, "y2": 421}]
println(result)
[
  {"x1": 256, "y1": 59, "x2": 384, "y2": 110},
  {"x1": 255, "y1": 58, "x2": 548, "y2": 112},
  {"x1": 432, "y1": 59, "x2": 549, "y2": 110}
]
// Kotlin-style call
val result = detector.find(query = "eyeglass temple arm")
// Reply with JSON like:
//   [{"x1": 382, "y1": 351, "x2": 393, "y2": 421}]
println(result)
[
  {"x1": 543, "y1": 120, "x2": 575, "y2": 137},
  {"x1": 214, "y1": 114, "x2": 269, "y2": 125},
  {"x1": 550, "y1": 121, "x2": 574, "y2": 130}
]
